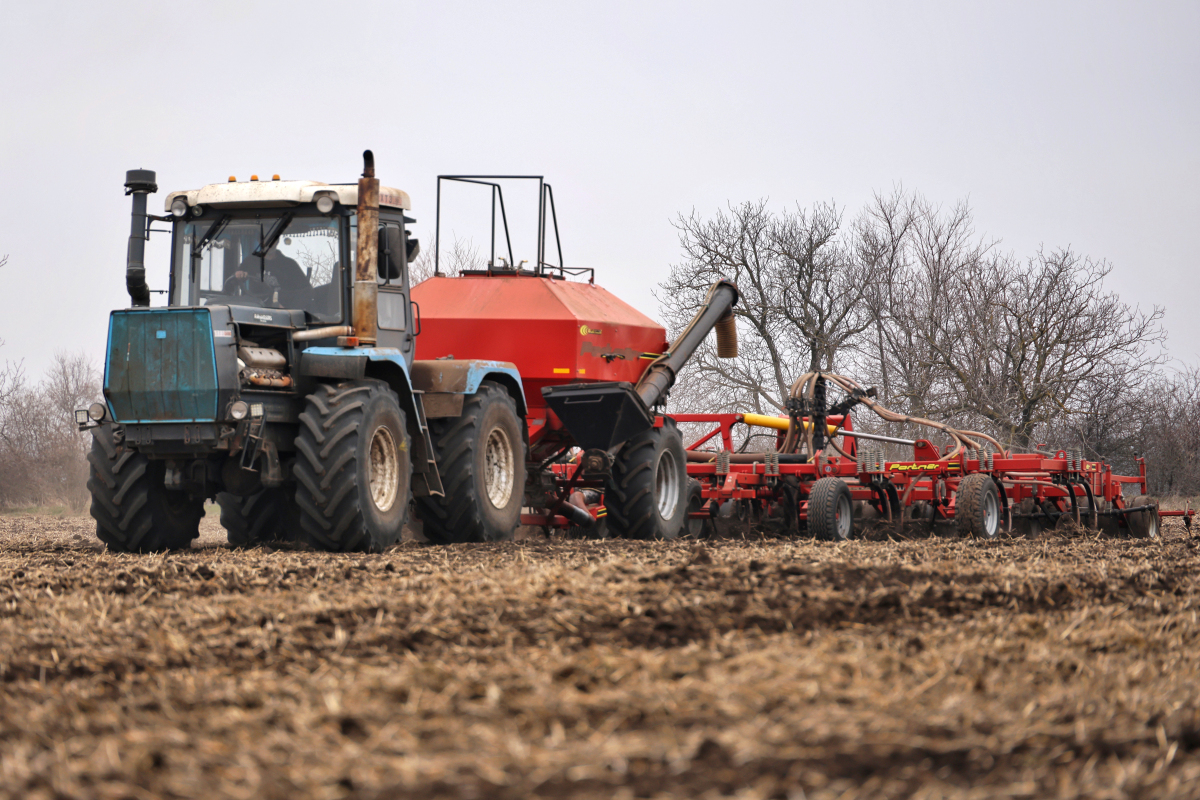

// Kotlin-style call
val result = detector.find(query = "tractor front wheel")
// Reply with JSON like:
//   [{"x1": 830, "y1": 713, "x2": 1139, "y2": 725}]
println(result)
[
  {"x1": 294, "y1": 380, "x2": 412, "y2": 552},
  {"x1": 414, "y1": 381, "x2": 526, "y2": 543},
  {"x1": 217, "y1": 488, "x2": 300, "y2": 547},
  {"x1": 87, "y1": 425, "x2": 203, "y2": 552}
]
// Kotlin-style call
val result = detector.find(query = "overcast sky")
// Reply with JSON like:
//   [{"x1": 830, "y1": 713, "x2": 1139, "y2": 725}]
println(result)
[{"x1": 1, "y1": 1, "x2": 1196, "y2": 378}]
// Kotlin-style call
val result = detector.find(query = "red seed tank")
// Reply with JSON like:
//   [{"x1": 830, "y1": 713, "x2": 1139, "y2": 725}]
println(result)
[{"x1": 411, "y1": 275, "x2": 668, "y2": 447}]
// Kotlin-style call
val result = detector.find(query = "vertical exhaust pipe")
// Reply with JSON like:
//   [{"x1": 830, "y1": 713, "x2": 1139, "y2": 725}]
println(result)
[
  {"x1": 353, "y1": 150, "x2": 379, "y2": 345},
  {"x1": 124, "y1": 169, "x2": 157, "y2": 307}
]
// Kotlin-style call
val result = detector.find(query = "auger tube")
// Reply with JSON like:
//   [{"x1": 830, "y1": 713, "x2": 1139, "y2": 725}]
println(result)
[{"x1": 634, "y1": 279, "x2": 739, "y2": 409}]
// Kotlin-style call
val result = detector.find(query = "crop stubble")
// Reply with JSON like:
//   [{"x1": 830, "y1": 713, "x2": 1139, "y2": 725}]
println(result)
[{"x1": 0, "y1": 514, "x2": 1198, "y2": 799}]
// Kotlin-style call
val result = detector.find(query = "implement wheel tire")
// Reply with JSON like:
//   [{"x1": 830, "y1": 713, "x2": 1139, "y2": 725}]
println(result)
[
  {"x1": 217, "y1": 489, "x2": 300, "y2": 547},
  {"x1": 414, "y1": 381, "x2": 525, "y2": 543},
  {"x1": 1127, "y1": 495, "x2": 1160, "y2": 539},
  {"x1": 294, "y1": 380, "x2": 411, "y2": 552},
  {"x1": 1010, "y1": 498, "x2": 1043, "y2": 538},
  {"x1": 87, "y1": 425, "x2": 203, "y2": 552},
  {"x1": 956, "y1": 473, "x2": 1001, "y2": 539},
  {"x1": 807, "y1": 477, "x2": 853, "y2": 541},
  {"x1": 606, "y1": 418, "x2": 688, "y2": 540},
  {"x1": 684, "y1": 478, "x2": 710, "y2": 538}
]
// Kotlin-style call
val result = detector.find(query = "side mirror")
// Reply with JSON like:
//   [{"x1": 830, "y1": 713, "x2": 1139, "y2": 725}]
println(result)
[
  {"x1": 407, "y1": 237, "x2": 420, "y2": 264},
  {"x1": 378, "y1": 227, "x2": 404, "y2": 280}
]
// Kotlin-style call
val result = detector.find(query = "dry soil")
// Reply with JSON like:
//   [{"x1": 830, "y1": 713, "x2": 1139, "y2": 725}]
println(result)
[{"x1": 0, "y1": 513, "x2": 1198, "y2": 799}]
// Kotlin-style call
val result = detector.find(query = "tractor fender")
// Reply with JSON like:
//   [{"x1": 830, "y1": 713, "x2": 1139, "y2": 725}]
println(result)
[{"x1": 409, "y1": 359, "x2": 526, "y2": 419}]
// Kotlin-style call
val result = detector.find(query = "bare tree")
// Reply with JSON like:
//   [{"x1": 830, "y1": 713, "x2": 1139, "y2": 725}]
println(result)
[
  {"x1": 0, "y1": 352, "x2": 100, "y2": 511},
  {"x1": 410, "y1": 236, "x2": 483, "y2": 285},
  {"x1": 658, "y1": 200, "x2": 881, "y2": 417}
]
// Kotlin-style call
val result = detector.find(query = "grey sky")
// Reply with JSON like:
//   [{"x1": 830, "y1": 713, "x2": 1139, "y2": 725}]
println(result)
[{"x1": 2, "y1": 1, "x2": 1197, "y2": 376}]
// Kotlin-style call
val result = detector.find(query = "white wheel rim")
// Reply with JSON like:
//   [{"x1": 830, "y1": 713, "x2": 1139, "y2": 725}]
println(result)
[
  {"x1": 655, "y1": 448, "x2": 681, "y2": 518},
  {"x1": 484, "y1": 426, "x2": 515, "y2": 508},
  {"x1": 983, "y1": 490, "x2": 999, "y2": 537},
  {"x1": 368, "y1": 425, "x2": 399, "y2": 512},
  {"x1": 835, "y1": 493, "x2": 852, "y2": 539}
]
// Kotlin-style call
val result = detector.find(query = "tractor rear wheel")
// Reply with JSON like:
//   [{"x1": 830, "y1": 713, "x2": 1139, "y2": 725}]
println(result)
[
  {"x1": 956, "y1": 473, "x2": 1001, "y2": 539},
  {"x1": 217, "y1": 488, "x2": 300, "y2": 547},
  {"x1": 1127, "y1": 495, "x2": 1160, "y2": 539},
  {"x1": 414, "y1": 381, "x2": 526, "y2": 543},
  {"x1": 294, "y1": 380, "x2": 412, "y2": 552},
  {"x1": 807, "y1": 477, "x2": 853, "y2": 541},
  {"x1": 87, "y1": 425, "x2": 203, "y2": 552},
  {"x1": 606, "y1": 418, "x2": 688, "y2": 540}
]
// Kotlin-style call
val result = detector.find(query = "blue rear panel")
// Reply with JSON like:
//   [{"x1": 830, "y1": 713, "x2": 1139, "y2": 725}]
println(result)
[{"x1": 105, "y1": 309, "x2": 219, "y2": 423}]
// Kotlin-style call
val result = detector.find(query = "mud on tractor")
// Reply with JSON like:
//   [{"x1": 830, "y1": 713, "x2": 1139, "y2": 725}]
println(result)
[{"x1": 78, "y1": 154, "x2": 739, "y2": 551}]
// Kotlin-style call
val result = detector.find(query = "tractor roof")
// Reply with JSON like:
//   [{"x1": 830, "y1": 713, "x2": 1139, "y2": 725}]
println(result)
[{"x1": 164, "y1": 179, "x2": 411, "y2": 212}]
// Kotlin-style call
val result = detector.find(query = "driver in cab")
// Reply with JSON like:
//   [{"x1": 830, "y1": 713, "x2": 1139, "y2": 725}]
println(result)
[{"x1": 228, "y1": 244, "x2": 310, "y2": 307}]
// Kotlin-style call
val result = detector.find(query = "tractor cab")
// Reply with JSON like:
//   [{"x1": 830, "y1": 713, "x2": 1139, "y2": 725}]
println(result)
[{"x1": 163, "y1": 177, "x2": 419, "y2": 352}]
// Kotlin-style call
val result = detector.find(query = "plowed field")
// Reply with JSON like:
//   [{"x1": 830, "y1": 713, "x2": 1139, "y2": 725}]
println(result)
[{"x1": 1, "y1": 514, "x2": 1198, "y2": 799}]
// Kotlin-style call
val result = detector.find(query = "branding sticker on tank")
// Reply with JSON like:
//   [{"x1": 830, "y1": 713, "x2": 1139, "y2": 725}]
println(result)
[
  {"x1": 579, "y1": 325, "x2": 602, "y2": 335},
  {"x1": 580, "y1": 341, "x2": 641, "y2": 361}
]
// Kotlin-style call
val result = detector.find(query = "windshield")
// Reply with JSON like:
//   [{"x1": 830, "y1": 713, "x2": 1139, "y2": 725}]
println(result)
[{"x1": 176, "y1": 214, "x2": 344, "y2": 321}]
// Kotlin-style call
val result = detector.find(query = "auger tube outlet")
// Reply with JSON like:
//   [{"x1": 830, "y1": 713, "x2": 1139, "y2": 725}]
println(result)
[{"x1": 634, "y1": 279, "x2": 739, "y2": 410}]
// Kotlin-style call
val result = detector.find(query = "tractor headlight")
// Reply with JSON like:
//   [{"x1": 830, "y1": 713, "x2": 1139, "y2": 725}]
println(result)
[
  {"x1": 315, "y1": 194, "x2": 336, "y2": 214},
  {"x1": 192, "y1": 204, "x2": 204, "y2": 217},
  {"x1": 88, "y1": 402, "x2": 107, "y2": 422},
  {"x1": 74, "y1": 409, "x2": 90, "y2": 425},
  {"x1": 229, "y1": 400, "x2": 250, "y2": 420},
  {"x1": 170, "y1": 198, "x2": 189, "y2": 217}
]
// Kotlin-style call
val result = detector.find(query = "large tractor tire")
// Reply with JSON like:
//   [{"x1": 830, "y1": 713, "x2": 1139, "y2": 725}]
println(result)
[
  {"x1": 217, "y1": 488, "x2": 300, "y2": 547},
  {"x1": 414, "y1": 381, "x2": 525, "y2": 543},
  {"x1": 87, "y1": 425, "x2": 204, "y2": 552},
  {"x1": 807, "y1": 477, "x2": 853, "y2": 541},
  {"x1": 294, "y1": 380, "x2": 412, "y2": 552},
  {"x1": 955, "y1": 473, "x2": 1001, "y2": 539},
  {"x1": 1127, "y1": 495, "x2": 1160, "y2": 539},
  {"x1": 606, "y1": 418, "x2": 688, "y2": 540}
]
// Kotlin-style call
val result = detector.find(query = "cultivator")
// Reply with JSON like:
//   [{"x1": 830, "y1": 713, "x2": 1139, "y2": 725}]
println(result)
[{"x1": 679, "y1": 372, "x2": 1192, "y2": 540}]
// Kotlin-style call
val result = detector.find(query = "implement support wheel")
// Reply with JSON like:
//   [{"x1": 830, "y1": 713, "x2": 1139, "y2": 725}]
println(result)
[
  {"x1": 956, "y1": 473, "x2": 1001, "y2": 539},
  {"x1": 1127, "y1": 495, "x2": 1160, "y2": 539},
  {"x1": 808, "y1": 477, "x2": 853, "y2": 541},
  {"x1": 606, "y1": 418, "x2": 688, "y2": 540}
]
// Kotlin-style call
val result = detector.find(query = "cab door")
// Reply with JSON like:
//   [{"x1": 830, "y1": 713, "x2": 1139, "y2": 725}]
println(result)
[{"x1": 376, "y1": 219, "x2": 415, "y2": 360}]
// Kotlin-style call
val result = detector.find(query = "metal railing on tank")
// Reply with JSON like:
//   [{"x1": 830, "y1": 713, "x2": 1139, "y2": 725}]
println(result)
[{"x1": 433, "y1": 175, "x2": 592, "y2": 283}]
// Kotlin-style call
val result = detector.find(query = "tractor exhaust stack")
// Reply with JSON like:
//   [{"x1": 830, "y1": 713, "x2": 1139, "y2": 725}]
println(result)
[{"x1": 353, "y1": 150, "x2": 379, "y2": 345}]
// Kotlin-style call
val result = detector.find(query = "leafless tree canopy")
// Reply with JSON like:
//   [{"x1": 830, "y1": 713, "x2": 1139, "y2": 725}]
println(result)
[
  {"x1": 0, "y1": 352, "x2": 100, "y2": 510},
  {"x1": 410, "y1": 236, "x2": 484, "y2": 285},
  {"x1": 660, "y1": 190, "x2": 1189, "y2": 492}
]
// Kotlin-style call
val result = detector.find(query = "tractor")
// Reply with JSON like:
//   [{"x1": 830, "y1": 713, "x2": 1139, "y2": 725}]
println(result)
[{"x1": 78, "y1": 153, "x2": 738, "y2": 551}]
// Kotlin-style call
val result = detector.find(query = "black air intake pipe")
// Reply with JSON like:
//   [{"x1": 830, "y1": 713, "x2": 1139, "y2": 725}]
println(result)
[{"x1": 125, "y1": 169, "x2": 157, "y2": 307}]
